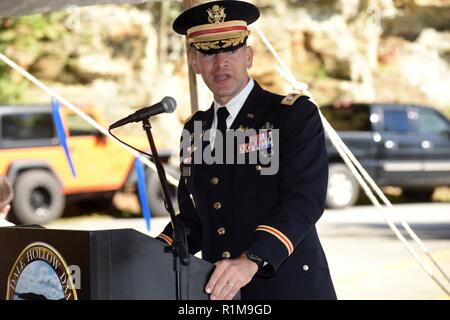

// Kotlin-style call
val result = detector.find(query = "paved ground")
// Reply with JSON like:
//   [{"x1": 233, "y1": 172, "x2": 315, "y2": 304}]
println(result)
[
  {"x1": 317, "y1": 204, "x2": 450, "y2": 300},
  {"x1": 45, "y1": 202, "x2": 450, "y2": 300}
]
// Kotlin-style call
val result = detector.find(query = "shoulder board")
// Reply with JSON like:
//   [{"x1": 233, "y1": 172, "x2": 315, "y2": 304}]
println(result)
[
  {"x1": 281, "y1": 92, "x2": 309, "y2": 106},
  {"x1": 183, "y1": 110, "x2": 203, "y2": 125}
]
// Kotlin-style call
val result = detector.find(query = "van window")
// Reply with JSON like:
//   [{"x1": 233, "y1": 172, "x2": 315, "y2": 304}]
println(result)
[
  {"x1": 1, "y1": 113, "x2": 55, "y2": 140},
  {"x1": 417, "y1": 108, "x2": 450, "y2": 134},
  {"x1": 320, "y1": 104, "x2": 371, "y2": 131}
]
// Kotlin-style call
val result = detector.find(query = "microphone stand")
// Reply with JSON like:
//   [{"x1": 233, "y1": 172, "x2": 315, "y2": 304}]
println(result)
[{"x1": 141, "y1": 118, "x2": 190, "y2": 300}]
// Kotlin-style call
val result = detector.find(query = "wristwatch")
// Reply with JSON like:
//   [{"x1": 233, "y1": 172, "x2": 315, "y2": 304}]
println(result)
[{"x1": 244, "y1": 250, "x2": 265, "y2": 270}]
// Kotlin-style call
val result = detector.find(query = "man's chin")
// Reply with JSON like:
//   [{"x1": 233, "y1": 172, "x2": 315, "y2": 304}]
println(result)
[{"x1": 212, "y1": 86, "x2": 235, "y2": 99}]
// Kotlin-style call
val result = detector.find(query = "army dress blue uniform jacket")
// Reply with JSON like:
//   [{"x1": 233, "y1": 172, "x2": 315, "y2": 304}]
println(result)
[{"x1": 158, "y1": 82, "x2": 336, "y2": 300}]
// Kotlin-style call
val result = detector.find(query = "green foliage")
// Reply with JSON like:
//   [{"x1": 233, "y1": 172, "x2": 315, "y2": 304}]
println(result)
[
  {"x1": 0, "y1": 76, "x2": 29, "y2": 103},
  {"x1": 0, "y1": 62, "x2": 29, "y2": 103},
  {"x1": 313, "y1": 64, "x2": 327, "y2": 80},
  {"x1": 0, "y1": 12, "x2": 68, "y2": 103},
  {"x1": 0, "y1": 12, "x2": 68, "y2": 51}
]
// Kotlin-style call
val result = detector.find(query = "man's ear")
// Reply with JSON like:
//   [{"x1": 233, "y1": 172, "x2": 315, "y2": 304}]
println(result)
[
  {"x1": 189, "y1": 49, "x2": 201, "y2": 74},
  {"x1": 245, "y1": 46, "x2": 254, "y2": 69}
]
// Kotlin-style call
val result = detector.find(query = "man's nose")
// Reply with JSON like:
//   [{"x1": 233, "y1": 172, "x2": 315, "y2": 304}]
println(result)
[{"x1": 214, "y1": 52, "x2": 229, "y2": 67}]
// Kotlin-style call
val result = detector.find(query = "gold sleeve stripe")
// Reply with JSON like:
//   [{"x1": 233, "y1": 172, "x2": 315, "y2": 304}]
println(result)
[
  {"x1": 256, "y1": 225, "x2": 293, "y2": 255},
  {"x1": 157, "y1": 234, "x2": 173, "y2": 246}
]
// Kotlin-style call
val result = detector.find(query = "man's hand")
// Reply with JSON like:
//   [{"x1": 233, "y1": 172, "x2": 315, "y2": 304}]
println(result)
[{"x1": 205, "y1": 253, "x2": 258, "y2": 300}]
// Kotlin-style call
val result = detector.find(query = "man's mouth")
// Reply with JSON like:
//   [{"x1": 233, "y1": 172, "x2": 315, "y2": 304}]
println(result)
[{"x1": 214, "y1": 74, "x2": 231, "y2": 82}]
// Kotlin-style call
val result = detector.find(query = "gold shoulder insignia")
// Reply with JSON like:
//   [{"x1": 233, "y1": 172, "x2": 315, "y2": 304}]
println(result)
[{"x1": 281, "y1": 92, "x2": 306, "y2": 106}]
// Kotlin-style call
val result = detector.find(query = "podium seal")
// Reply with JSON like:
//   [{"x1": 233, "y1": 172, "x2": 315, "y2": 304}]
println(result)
[{"x1": 6, "y1": 242, "x2": 77, "y2": 300}]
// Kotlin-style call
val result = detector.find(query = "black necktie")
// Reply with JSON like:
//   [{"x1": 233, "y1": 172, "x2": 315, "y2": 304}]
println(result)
[{"x1": 216, "y1": 107, "x2": 229, "y2": 163}]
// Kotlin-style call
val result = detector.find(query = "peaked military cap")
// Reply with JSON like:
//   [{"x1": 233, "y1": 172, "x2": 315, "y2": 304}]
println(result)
[{"x1": 173, "y1": 0, "x2": 260, "y2": 54}]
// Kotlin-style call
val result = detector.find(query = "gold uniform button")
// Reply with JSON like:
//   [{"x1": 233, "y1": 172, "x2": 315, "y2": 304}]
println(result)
[
  {"x1": 217, "y1": 227, "x2": 226, "y2": 236},
  {"x1": 256, "y1": 165, "x2": 262, "y2": 171},
  {"x1": 222, "y1": 251, "x2": 231, "y2": 259},
  {"x1": 211, "y1": 177, "x2": 219, "y2": 185},
  {"x1": 213, "y1": 202, "x2": 222, "y2": 210}
]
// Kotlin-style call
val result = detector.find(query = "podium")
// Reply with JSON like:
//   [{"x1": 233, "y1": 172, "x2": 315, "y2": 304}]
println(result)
[{"x1": 0, "y1": 226, "x2": 215, "y2": 300}]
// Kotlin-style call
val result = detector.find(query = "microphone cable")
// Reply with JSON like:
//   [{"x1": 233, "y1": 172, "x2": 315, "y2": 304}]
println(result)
[{"x1": 108, "y1": 128, "x2": 155, "y2": 162}]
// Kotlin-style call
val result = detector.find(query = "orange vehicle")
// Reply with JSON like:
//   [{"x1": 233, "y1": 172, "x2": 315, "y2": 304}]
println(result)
[{"x1": 0, "y1": 104, "x2": 178, "y2": 225}]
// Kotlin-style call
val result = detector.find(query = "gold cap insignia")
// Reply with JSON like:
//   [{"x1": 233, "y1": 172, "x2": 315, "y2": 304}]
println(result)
[{"x1": 207, "y1": 5, "x2": 226, "y2": 24}]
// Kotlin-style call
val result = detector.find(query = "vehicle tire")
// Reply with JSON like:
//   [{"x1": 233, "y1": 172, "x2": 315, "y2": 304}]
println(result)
[
  {"x1": 146, "y1": 165, "x2": 180, "y2": 217},
  {"x1": 12, "y1": 170, "x2": 65, "y2": 225},
  {"x1": 402, "y1": 188, "x2": 434, "y2": 201},
  {"x1": 326, "y1": 163, "x2": 360, "y2": 209}
]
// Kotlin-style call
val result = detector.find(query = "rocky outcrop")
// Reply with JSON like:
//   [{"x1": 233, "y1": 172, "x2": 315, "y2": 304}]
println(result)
[
  {"x1": 249, "y1": 0, "x2": 450, "y2": 108},
  {"x1": 397, "y1": 29, "x2": 450, "y2": 107},
  {"x1": 382, "y1": 0, "x2": 450, "y2": 40}
]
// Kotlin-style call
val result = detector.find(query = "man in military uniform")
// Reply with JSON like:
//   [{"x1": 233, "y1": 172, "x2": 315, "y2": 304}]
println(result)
[{"x1": 157, "y1": 0, "x2": 336, "y2": 300}]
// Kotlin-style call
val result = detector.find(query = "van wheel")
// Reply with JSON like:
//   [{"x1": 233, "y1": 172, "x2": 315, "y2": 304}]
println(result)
[
  {"x1": 326, "y1": 163, "x2": 359, "y2": 209},
  {"x1": 146, "y1": 165, "x2": 179, "y2": 217},
  {"x1": 12, "y1": 170, "x2": 65, "y2": 225}
]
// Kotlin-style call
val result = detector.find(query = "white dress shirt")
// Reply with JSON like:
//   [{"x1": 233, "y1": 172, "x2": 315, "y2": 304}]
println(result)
[{"x1": 210, "y1": 78, "x2": 254, "y2": 149}]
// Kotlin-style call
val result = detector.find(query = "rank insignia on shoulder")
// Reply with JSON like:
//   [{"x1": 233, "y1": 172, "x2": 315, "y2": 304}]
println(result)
[{"x1": 281, "y1": 92, "x2": 307, "y2": 106}]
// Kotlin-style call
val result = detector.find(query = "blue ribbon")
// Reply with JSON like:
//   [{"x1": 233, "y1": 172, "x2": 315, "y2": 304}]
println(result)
[
  {"x1": 134, "y1": 157, "x2": 151, "y2": 231},
  {"x1": 51, "y1": 98, "x2": 76, "y2": 177}
]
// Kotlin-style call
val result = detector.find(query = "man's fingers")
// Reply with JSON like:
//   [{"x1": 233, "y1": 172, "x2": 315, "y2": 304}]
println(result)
[
  {"x1": 224, "y1": 286, "x2": 240, "y2": 300},
  {"x1": 212, "y1": 272, "x2": 231, "y2": 297},
  {"x1": 211, "y1": 267, "x2": 240, "y2": 299},
  {"x1": 205, "y1": 260, "x2": 228, "y2": 293},
  {"x1": 217, "y1": 277, "x2": 239, "y2": 300},
  {"x1": 207, "y1": 256, "x2": 258, "y2": 299}
]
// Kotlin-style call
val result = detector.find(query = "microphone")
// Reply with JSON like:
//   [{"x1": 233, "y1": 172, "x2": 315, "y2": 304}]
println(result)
[{"x1": 109, "y1": 96, "x2": 177, "y2": 129}]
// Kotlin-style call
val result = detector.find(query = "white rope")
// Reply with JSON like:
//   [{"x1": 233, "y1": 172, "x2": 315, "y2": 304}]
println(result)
[
  {"x1": 0, "y1": 52, "x2": 179, "y2": 187},
  {"x1": 251, "y1": 22, "x2": 450, "y2": 294}
]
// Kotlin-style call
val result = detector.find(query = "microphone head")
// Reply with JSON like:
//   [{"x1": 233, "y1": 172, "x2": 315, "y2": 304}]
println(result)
[{"x1": 162, "y1": 96, "x2": 177, "y2": 113}]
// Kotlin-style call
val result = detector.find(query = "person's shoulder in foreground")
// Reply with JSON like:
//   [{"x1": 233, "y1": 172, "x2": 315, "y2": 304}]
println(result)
[{"x1": 0, "y1": 175, "x2": 15, "y2": 227}]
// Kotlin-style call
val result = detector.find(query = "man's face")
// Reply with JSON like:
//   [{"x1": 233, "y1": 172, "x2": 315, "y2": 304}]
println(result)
[{"x1": 189, "y1": 46, "x2": 253, "y2": 105}]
